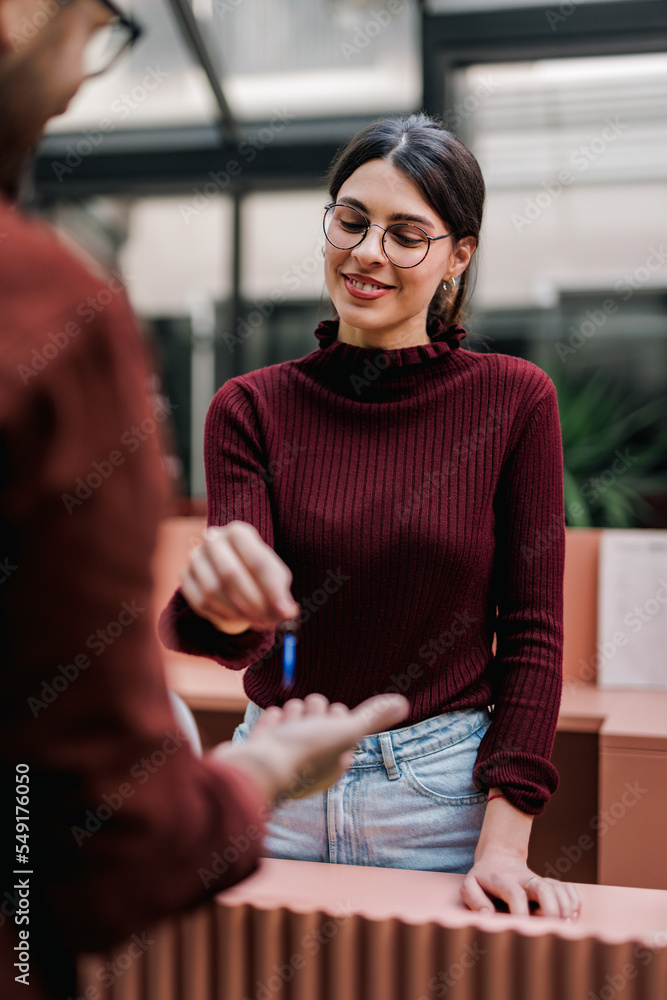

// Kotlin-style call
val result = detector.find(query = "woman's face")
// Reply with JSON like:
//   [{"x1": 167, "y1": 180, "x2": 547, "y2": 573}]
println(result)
[{"x1": 324, "y1": 157, "x2": 472, "y2": 342}]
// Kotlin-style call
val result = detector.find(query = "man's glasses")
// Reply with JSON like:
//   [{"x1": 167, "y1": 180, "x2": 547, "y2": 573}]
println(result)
[
  {"x1": 84, "y1": 0, "x2": 143, "y2": 78},
  {"x1": 323, "y1": 203, "x2": 453, "y2": 269}
]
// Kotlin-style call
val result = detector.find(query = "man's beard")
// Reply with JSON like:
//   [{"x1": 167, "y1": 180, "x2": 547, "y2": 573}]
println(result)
[
  {"x1": 0, "y1": 61, "x2": 50, "y2": 203},
  {"x1": 0, "y1": 140, "x2": 39, "y2": 203}
]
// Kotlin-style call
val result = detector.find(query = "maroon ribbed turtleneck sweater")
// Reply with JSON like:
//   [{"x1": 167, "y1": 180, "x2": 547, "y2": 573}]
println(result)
[{"x1": 159, "y1": 317, "x2": 566, "y2": 815}]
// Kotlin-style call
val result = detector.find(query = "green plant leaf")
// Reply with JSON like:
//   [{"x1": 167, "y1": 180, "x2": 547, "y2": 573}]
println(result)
[
  {"x1": 563, "y1": 466, "x2": 591, "y2": 525},
  {"x1": 552, "y1": 369, "x2": 666, "y2": 528}
]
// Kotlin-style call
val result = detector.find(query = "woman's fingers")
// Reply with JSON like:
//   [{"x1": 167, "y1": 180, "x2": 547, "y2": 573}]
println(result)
[
  {"x1": 461, "y1": 869, "x2": 581, "y2": 920},
  {"x1": 179, "y1": 565, "x2": 207, "y2": 616},
  {"x1": 567, "y1": 881, "x2": 582, "y2": 918},
  {"x1": 501, "y1": 880, "x2": 531, "y2": 916},
  {"x1": 543, "y1": 877, "x2": 581, "y2": 919},
  {"x1": 180, "y1": 561, "x2": 251, "y2": 632},
  {"x1": 524, "y1": 877, "x2": 561, "y2": 917},
  {"x1": 523, "y1": 876, "x2": 581, "y2": 919},
  {"x1": 182, "y1": 522, "x2": 300, "y2": 630},
  {"x1": 198, "y1": 534, "x2": 278, "y2": 627},
  {"x1": 223, "y1": 523, "x2": 300, "y2": 620},
  {"x1": 459, "y1": 875, "x2": 495, "y2": 913}
]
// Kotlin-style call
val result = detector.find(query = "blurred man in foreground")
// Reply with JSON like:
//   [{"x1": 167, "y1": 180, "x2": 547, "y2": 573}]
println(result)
[{"x1": 0, "y1": 3, "x2": 408, "y2": 997}]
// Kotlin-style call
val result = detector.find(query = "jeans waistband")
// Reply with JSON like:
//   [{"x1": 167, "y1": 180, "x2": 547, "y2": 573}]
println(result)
[
  {"x1": 242, "y1": 701, "x2": 491, "y2": 769},
  {"x1": 349, "y1": 705, "x2": 492, "y2": 766}
]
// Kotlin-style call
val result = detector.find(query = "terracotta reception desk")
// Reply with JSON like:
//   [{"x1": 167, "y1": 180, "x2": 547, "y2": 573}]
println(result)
[
  {"x1": 78, "y1": 859, "x2": 667, "y2": 1000},
  {"x1": 153, "y1": 519, "x2": 667, "y2": 891}
]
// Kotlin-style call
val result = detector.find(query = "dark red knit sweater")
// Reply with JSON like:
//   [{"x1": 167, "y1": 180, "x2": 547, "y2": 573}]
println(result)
[{"x1": 159, "y1": 317, "x2": 566, "y2": 814}]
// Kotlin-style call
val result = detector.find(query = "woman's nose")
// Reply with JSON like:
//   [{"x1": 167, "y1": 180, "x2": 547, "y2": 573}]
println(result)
[{"x1": 351, "y1": 225, "x2": 386, "y2": 266}]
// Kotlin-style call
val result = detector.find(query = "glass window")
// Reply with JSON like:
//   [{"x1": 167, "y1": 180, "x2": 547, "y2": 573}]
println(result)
[
  {"x1": 235, "y1": 189, "x2": 331, "y2": 371},
  {"x1": 456, "y1": 53, "x2": 667, "y2": 528},
  {"x1": 241, "y1": 189, "x2": 327, "y2": 302},
  {"x1": 117, "y1": 194, "x2": 232, "y2": 497},
  {"x1": 454, "y1": 54, "x2": 667, "y2": 323},
  {"x1": 206, "y1": 0, "x2": 421, "y2": 120},
  {"x1": 119, "y1": 195, "x2": 232, "y2": 315},
  {"x1": 48, "y1": 0, "x2": 421, "y2": 133},
  {"x1": 426, "y1": 0, "x2": 627, "y2": 10}
]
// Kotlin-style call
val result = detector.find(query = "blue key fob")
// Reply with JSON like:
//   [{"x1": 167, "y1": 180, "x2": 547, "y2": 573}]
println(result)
[{"x1": 282, "y1": 627, "x2": 297, "y2": 689}]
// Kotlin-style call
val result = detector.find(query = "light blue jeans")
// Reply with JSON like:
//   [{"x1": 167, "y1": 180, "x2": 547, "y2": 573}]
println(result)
[{"x1": 231, "y1": 700, "x2": 493, "y2": 875}]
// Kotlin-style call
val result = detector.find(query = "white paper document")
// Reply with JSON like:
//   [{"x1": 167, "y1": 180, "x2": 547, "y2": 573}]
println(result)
[{"x1": 597, "y1": 529, "x2": 667, "y2": 689}]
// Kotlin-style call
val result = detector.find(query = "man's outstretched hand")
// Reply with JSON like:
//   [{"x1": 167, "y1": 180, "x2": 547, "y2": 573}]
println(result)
[{"x1": 210, "y1": 692, "x2": 410, "y2": 805}]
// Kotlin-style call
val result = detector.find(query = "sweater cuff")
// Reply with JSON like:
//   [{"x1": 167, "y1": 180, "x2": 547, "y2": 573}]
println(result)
[
  {"x1": 158, "y1": 588, "x2": 276, "y2": 670},
  {"x1": 197, "y1": 757, "x2": 268, "y2": 893},
  {"x1": 473, "y1": 752, "x2": 560, "y2": 816}
]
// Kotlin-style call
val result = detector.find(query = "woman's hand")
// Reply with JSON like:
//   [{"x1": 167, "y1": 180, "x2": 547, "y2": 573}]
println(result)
[
  {"x1": 461, "y1": 847, "x2": 581, "y2": 919},
  {"x1": 180, "y1": 521, "x2": 300, "y2": 634},
  {"x1": 461, "y1": 790, "x2": 581, "y2": 919}
]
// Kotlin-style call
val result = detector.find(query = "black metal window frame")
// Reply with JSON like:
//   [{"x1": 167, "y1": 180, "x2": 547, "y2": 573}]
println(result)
[{"x1": 422, "y1": 0, "x2": 667, "y2": 120}]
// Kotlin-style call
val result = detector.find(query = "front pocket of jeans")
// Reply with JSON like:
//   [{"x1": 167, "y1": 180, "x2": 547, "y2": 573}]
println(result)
[{"x1": 402, "y1": 728, "x2": 488, "y2": 804}]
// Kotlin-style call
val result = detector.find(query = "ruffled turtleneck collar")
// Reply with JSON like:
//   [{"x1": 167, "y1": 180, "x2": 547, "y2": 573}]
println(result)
[
  {"x1": 314, "y1": 316, "x2": 467, "y2": 364},
  {"x1": 309, "y1": 316, "x2": 467, "y2": 402}
]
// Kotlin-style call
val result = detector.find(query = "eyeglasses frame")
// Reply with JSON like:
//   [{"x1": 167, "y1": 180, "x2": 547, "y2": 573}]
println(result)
[
  {"x1": 323, "y1": 202, "x2": 454, "y2": 269},
  {"x1": 86, "y1": 0, "x2": 143, "y2": 79}
]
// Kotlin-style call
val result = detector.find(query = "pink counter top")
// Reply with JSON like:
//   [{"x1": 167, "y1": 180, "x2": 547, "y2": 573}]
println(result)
[
  {"x1": 217, "y1": 857, "x2": 667, "y2": 947},
  {"x1": 559, "y1": 685, "x2": 667, "y2": 750}
]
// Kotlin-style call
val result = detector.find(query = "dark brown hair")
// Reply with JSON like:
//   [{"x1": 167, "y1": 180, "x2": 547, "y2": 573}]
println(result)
[{"x1": 327, "y1": 113, "x2": 485, "y2": 331}]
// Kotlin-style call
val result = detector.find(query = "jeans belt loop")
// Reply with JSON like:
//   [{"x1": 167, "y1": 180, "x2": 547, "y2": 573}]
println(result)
[{"x1": 379, "y1": 732, "x2": 401, "y2": 780}]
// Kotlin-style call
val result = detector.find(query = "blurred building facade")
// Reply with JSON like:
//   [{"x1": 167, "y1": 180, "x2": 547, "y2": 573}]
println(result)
[{"x1": 30, "y1": 0, "x2": 667, "y2": 523}]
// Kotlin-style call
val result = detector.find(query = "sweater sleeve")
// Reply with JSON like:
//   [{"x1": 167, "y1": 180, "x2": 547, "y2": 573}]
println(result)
[
  {"x1": 472, "y1": 380, "x2": 565, "y2": 815},
  {"x1": 158, "y1": 380, "x2": 277, "y2": 670},
  {"x1": 0, "y1": 270, "x2": 268, "y2": 960}
]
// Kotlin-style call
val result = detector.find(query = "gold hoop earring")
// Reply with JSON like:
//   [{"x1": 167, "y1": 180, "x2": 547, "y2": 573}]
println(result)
[{"x1": 442, "y1": 278, "x2": 456, "y2": 294}]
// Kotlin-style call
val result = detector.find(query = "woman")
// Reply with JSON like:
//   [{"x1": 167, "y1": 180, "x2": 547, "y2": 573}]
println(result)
[{"x1": 159, "y1": 114, "x2": 580, "y2": 920}]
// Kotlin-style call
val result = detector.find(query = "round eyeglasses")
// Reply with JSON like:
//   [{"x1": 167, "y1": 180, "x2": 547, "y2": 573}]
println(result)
[
  {"x1": 84, "y1": 0, "x2": 143, "y2": 79},
  {"x1": 323, "y1": 203, "x2": 453, "y2": 269}
]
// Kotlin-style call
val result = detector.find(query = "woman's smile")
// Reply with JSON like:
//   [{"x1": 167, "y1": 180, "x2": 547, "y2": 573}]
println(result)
[{"x1": 343, "y1": 272, "x2": 395, "y2": 300}]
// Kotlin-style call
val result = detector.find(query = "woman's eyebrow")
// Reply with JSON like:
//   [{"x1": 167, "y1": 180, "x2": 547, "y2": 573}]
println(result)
[{"x1": 338, "y1": 196, "x2": 435, "y2": 230}]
